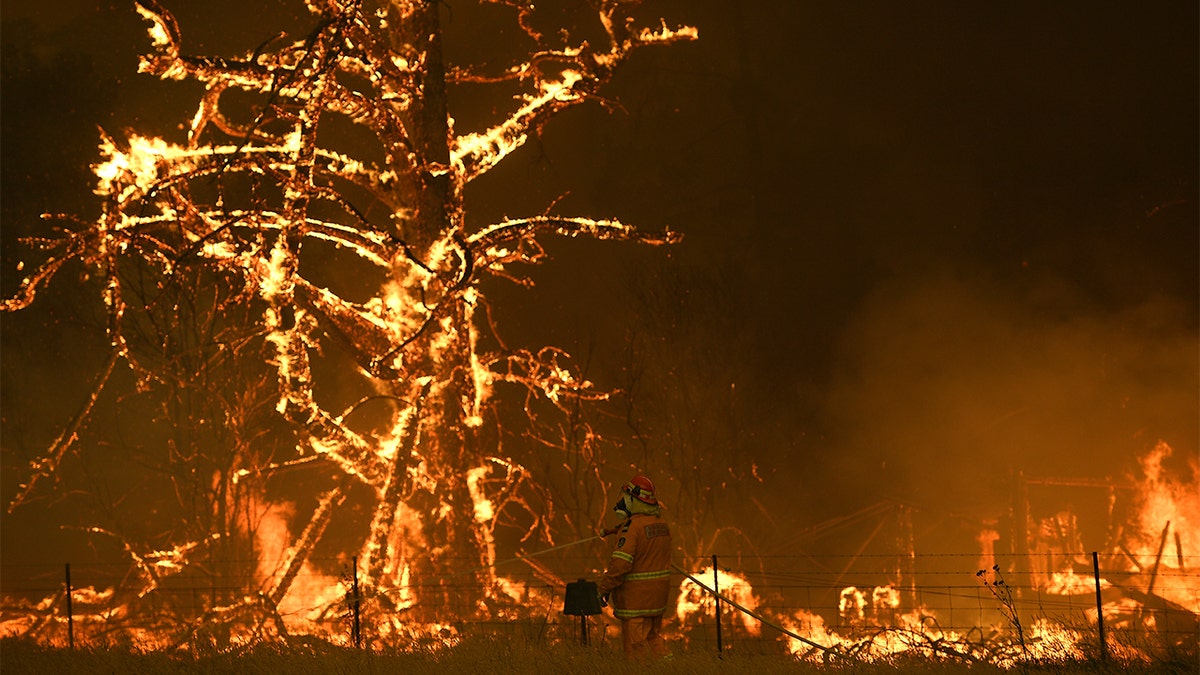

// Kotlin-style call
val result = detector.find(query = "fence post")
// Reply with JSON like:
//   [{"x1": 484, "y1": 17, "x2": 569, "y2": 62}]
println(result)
[
  {"x1": 712, "y1": 554, "x2": 723, "y2": 655},
  {"x1": 1011, "y1": 471, "x2": 1031, "y2": 609},
  {"x1": 64, "y1": 563, "x2": 74, "y2": 650},
  {"x1": 351, "y1": 556, "x2": 362, "y2": 649},
  {"x1": 1092, "y1": 551, "x2": 1106, "y2": 661}
]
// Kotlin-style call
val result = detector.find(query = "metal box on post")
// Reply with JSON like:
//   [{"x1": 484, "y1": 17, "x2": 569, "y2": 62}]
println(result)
[{"x1": 563, "y1": 578, "x2": 603, "y2": 645}]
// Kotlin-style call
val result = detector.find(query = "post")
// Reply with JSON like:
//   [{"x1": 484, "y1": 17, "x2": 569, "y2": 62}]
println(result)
[
  {"x1": 712, "y1": 555, "x2": 723, "y2": 655},
  {"x1": 351, "y1": 556, "x2": 362, "y2": 649},
  {"x1": 1012, "y1": 471, "x2": 1031, "y2": 595},
  {"x1": 1092, "y1": 551, "x2": 1106, "y2": 661},
  {"x1": 211, "y1": 557, "x2": 218, "y2": 611},
  {"x1": 1146, "y1": 522, "x2": 1170, "y2": 597},
  {"x1": 897, "y1": 504, "x2": 917, "y2": 611},
  {"x1": 64, "y1": 563, "x2": 74, "y2": 650},
  {"x1": 1010, "y1": 470, "x2": 1035, "y2": 631}
]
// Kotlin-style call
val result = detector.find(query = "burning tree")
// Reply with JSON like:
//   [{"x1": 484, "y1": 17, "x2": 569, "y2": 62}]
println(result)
[{"x1": 3, "y1": 0, "x2": 693, "y2": 641}]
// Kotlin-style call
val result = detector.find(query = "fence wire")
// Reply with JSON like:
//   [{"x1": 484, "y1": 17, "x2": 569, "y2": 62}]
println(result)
[{"x1": 2, "y1": 552, "x2": 1197, "y2": 656}]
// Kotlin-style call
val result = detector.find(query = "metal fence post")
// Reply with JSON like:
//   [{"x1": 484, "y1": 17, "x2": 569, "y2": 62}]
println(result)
[
  {"x1": 1092, "y1": 551, "x2": 1106, "y2": 661},
  {"x1": 712, "y1": 554, "x2": 723, "y2": 656}
]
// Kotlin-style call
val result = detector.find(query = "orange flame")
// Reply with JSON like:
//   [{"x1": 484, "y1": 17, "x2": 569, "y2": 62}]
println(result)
[{"x1": 676, "y1": 565, "x2": 760, "y2": 636}]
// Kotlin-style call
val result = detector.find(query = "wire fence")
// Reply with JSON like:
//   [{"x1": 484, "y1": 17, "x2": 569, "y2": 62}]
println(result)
[{"x1": 3, "y1": 551, "x2": 1197, "y2": 656}]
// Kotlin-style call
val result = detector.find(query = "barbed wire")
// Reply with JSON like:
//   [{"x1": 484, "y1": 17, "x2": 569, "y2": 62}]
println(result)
[{"x1": 3, "y1": 552, "x2": 1195, "y2": 643}]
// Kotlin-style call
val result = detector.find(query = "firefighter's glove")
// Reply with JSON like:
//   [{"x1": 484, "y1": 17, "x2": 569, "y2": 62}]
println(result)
[{"x1": 598, "y1": 592, "x2": 609, "y2": 608}]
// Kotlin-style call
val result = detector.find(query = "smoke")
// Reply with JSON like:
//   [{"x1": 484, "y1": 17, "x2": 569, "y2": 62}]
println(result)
[{"x1": 813, "y1": 267, "x2": 1197, "y2": 540}]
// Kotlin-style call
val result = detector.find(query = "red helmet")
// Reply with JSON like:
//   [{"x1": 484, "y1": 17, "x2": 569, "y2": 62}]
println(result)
[{"x1": 623, "y1": 474, "x2": 657, "y2": 505}]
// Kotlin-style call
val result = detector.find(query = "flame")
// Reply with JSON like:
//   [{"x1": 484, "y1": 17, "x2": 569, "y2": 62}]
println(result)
[
  {"x1": 276, "y1": 568, "x2": 347, "y2": 638},
  {"x1": 977, "y1": 525, "x2": 1000, "y2": 574},
  {"x1": 450, "y1": 69, "x2": 584, "y2": 179},
  {"x1": 778, "y1": 588, "x2": 984, "y2": 663},
  {"x1": 94, "y1": 134, "x2": 179, "y2": 200},
  {"x1": 676, "y1": 565, "x2": 760, "y2": 636},
  {"x1": 1128, "y1": 441, "x2": 1197, "y2": 573},
  {"x1": 1099, "y1": 441, "x2": 1200, "y2": 612},
  {"x1": 839, "y1": 586, "x2": 866, "y2": 622},
  {"x1": 1044, "y1": 569, "x2": 1106, "y2": 595},
  {"x1": 466, "y1": 466, "x2": 495, "y2": 523},
  {"x1": 777, "y1": 609, "x2": 839, "y2": 655}
]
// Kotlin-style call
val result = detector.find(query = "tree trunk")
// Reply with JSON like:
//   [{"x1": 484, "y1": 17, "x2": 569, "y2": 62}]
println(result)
[{"x1": 372, "y1": 0, "x2": 492, "y2": 620}]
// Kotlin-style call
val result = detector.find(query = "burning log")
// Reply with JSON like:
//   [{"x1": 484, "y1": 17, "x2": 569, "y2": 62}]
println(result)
[{"x1": 1145, "y1": 521, "x2": 1171, "y2": 598}]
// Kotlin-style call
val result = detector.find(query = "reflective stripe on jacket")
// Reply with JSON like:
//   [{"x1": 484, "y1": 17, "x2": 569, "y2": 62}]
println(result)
[{"x1": 597, "y1": 513, "x2": 672, "y2": 619}]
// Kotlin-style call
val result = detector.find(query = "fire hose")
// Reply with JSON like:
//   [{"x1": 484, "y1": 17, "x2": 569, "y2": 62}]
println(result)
[
  {"x1": 462, "y1": 534, "x2": 603, "y2": 577},
  {"x1": 486, "y1": 533, "x2": 851, "y2": 661},
  {"x1": 670, "y1": 563, "x2": 853, "y2": 662},
  {"x1": 463, "y1": 533, "x2": 853, "y2": 661}
]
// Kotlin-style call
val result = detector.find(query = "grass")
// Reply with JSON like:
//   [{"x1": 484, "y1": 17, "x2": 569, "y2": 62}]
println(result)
[{"x1": 1, "y1": 635, "x2": 1196, "y2": 675}]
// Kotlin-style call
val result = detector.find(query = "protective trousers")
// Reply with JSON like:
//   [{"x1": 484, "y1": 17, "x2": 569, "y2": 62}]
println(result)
[{"x1": 621, "y1": 614, "x2": 667, "y2": 658}]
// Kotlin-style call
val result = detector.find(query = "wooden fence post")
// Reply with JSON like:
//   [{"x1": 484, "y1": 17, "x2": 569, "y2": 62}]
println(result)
[
  {"x1": 351, "y1": 556, "x2": 362, "y2": 649},
  {"x1": 64, "y1": 563, "x2": 74, "y2": 650}
]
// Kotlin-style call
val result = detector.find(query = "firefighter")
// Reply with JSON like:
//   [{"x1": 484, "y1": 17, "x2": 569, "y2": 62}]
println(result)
[{"x1": 597, "y1": 474, "x2": 673, "y2": 658}]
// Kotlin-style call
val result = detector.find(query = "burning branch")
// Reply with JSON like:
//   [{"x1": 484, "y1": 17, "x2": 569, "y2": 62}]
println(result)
[
  {"x1": 3, "y1": 0, "x2": 694, "y2": 642},
  {"x1": 7, "y1": 351, "x2": 120, "y2": 512}
]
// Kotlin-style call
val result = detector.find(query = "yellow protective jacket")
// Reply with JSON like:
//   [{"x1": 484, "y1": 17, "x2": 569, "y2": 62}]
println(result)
[{"x1": 597, "y1": 513, "x2": 672, "y2": 619}]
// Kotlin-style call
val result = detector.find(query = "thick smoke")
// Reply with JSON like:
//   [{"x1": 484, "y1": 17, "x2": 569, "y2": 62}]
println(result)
[{"x1": 812, "y1": 268, "x2": 1197, "y2": 550}]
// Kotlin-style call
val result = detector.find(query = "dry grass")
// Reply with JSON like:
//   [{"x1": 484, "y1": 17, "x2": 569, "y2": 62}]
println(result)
[{"x1": 0, "y1": 635, "x2": 1195, "y2": 674}]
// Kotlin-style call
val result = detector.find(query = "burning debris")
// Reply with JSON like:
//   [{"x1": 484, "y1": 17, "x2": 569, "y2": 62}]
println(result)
[
  {"x1": 1014, "y1": 441, "x2": 1198, "y2": 642},
  {"x1": 664, "y1": 441, "x2": 1197, "y2": 665}
]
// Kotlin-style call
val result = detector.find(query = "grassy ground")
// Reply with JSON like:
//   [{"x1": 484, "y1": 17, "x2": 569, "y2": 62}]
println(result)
[{"x1": 1, "y1": 636, "x2": 1196, "y2": 675}]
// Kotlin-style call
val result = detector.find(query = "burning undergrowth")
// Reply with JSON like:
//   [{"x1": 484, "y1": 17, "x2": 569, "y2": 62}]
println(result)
[{"x1": 1, "y1": 436, "x2": 1196, "y2": 666}]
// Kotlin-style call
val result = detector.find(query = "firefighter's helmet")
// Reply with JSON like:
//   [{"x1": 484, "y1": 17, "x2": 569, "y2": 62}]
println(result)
[{"x1": 623, "y1": 474, "x2": 657, "y2": 505}]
